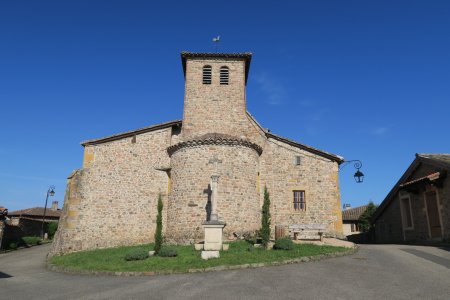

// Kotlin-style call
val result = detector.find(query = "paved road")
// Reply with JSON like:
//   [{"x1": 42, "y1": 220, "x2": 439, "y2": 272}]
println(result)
[{"x1": 1, "y1": 243, "x2": 449, "y2": 299}]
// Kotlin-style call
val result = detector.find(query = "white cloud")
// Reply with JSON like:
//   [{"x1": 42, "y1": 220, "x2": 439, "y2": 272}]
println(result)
[{"x1": 254, "y1": 72, "x2": 286, "y2": 105}]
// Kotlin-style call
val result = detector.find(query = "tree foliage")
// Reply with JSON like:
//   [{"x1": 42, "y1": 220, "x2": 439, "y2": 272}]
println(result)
[
  {"x1": 260, "y1": 186, "x2": 271, "y2": 249},
  {"x1": 358, "y1": 201, "x2": 378, "y2": 232},
  {"x1": 154, "y1": 194, "x2": 163, "y2": 255},
  {"x1": 47, "y1": 222, "x2": 59, "y2": 239}
]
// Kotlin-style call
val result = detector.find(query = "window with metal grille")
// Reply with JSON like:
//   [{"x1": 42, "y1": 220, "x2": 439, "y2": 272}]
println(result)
[
  {"x1": 203, "y1": 65, "x2": 212, "y2": 84},
  {"x1": 220, "y1": 66, "x2": 229, "y2": 85},
  {"x1": 293, "y1": 190, "x2": 306, "y2": 211}
]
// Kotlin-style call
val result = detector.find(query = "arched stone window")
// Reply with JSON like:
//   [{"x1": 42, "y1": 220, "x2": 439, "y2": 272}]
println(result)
[
  {"x1": 220, "y1": 66, "x2": 229, "y2": 85},
  {"x1": 203, "y1": 65, "x2": 212, "y2": 84}
]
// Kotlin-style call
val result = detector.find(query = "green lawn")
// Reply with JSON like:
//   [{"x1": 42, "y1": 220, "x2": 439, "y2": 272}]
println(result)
[{"x1": 50, "y1": 241, "x2": 349, "y2": 273}]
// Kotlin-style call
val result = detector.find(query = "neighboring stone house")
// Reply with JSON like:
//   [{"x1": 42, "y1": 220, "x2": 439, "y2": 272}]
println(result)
[
  {"x1": 342, "y1": 205, "x2": 369, "y2": 236},
  {"x1": 50, "y1": 52, "x2": 345, "y2": 256},
  {"x1": 7, "y1": 202, "x2": 61, "y2": 237},
  {"x1": 372, "y1": 154, "x2": 450, "y2": 243}
]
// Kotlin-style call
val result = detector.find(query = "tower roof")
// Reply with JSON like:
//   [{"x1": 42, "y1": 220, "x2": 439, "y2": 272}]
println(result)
[{"x1": 181, "y1": 51, "x2": 252, "y2": 83}]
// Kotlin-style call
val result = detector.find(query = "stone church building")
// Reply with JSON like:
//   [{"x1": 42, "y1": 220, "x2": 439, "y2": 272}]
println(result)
[{"x1": 51, "y1": 52, "x2": 344, "y2": 256}]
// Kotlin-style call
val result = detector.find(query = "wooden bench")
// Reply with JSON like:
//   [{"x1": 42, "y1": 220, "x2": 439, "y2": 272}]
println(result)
[{"x1": 288, "y1": 224, "x2": 327, "y2": 241}]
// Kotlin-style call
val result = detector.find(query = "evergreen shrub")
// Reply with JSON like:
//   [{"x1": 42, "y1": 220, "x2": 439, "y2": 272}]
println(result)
[
  {"x1": 260, "y1": 186, "x2": 271, "y2": 249},
  {"x1": 158, "y1": 246, "x2": 178, "y2": 257},
  {"x1": 154, "y1": 194, "x2": 163, "y2": 255},
  {"x1": 273, "y1": 237, "x2": 294, "y2": 250},
  {"x1": 124, "y1": 249, "x2": 149, "y2": 261}
]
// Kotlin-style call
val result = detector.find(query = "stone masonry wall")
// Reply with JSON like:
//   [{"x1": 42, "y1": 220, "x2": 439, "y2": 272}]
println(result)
[
  {"x1": 50, "y1": 127, "x2": 172, "y2": 256},
  {"x1": 374, "y1": 198, "x2": 404, "y2": 243},
  {"x1": 167, "y1": 144, "x2": 261, "y2": 243},
  {"x1": 182, "y1": 58, "x2": 249, "y2": 140},
  {"x1": 259, "y1": 138, "x2": 343, "y2": 237}
]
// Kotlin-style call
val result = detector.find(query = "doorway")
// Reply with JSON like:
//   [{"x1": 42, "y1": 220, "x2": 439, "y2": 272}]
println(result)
[{"x1": 425, "y1": 190, "x2": 442, "y2": 239}]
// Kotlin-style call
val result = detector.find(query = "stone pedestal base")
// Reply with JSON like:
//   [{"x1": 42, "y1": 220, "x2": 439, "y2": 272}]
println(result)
[
  {"x1": 201, "y1": 250, "x2": 220, "y2": 260},
  {"x1": 202, "y1": 221, "x2": 226, "y2": 251}
]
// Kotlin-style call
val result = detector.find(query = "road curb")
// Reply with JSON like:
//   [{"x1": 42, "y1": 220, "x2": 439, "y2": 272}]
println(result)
[{"x1": 46, "y1": 246, "x2": 358, "y2": 277}]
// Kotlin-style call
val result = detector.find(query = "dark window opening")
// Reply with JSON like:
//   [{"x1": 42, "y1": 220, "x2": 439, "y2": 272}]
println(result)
[
  {"x1": 203, "y1": 65, "x2": 212, "y2": 84},
  {"x1": 220, "y1": 66, "x2": 229, "y2": 85}
]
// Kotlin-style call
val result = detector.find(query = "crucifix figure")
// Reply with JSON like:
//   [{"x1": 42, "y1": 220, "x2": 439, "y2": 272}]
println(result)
[
  {"x1": 209, "y1": 175, "x2": 219, "y2": 221},
  {"x1": 207, "y1": 155, "x2": 222, "y2": 222},
  {"x1": 208, "y1": 155, "x2": 222, "y2": 175}
]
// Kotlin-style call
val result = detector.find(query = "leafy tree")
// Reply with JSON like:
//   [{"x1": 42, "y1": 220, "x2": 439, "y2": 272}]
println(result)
[
  {"x1": 154, "y1": 194, "x2": 163, "y2": 255},
  {"x1": 358, "y1": 201, "x2": 378, "y2": 232},
  {"x1": 47, "y1": 222, "x2": 59, "y2": 239},
  {"x1": 260, "y1": 186, "x2": 271, "y2": 249}
]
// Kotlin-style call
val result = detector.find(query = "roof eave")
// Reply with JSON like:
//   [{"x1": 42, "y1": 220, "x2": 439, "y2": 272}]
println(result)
[
  {"x1": 81, "y1": 120, "x2": 182, "y2": 147},
  {"x1": 266, "y1": 132, "x2": 344, "y2": 164}
]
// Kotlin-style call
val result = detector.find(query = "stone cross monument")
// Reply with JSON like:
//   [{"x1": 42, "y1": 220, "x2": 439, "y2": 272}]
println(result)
[{"x1": 201, "y1": 172, "x2": 226, "y2": 260}]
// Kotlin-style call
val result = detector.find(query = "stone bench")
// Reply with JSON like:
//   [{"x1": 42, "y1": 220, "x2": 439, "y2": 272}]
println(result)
[{"x1": 288, "y1": 224, "x2": 327, "y2": 241}]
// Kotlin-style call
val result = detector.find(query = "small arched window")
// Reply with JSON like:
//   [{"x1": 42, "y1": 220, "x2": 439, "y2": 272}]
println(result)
[
  {"x1": 203, "y1": 65, "x2": 212, "y2": 84},
  {"x1": 220, "y1": 66, "x2": 229, "y2": 85}
]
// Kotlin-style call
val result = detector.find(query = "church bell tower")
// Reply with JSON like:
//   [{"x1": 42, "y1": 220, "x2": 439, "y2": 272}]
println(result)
[{"x1": 180, "y1": 52, "x2": 252, "y2": 140}]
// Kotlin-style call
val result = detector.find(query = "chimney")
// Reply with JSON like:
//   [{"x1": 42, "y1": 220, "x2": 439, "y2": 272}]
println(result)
[
  {"x1": 51, "y1": 201, "x2": 58, "y2": 211},
  {"x1": 343, "y1": 203, "x2": 351, "y2": 210}
]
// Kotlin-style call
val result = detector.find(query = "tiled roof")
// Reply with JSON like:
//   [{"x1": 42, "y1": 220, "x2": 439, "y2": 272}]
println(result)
[
  {"x1": 81, "y1": 120, "x2": 182, "y2": 146},
  {"x1": 342, "y1": 205, "x2": 369, "y2": 221},
  {"x1": 266, "y1": 132, "x2": 344, "y2": 163},
  {"x1": 78, "y1": 114, "x2": 342, "y2": 163},
  {"x1": 8, "y1": 207, "x2": 61, "y2": 218},
  {"x1": 417, "y1": 153, "x2": 450, "y2": 169},
  {"x1": 399, "y1": 172, "x2": 442, "y2": 188},
  {"x1": 167, "y1": 133, "x2": 263, "y2": 156},
  {"x1": 181, "y1": 52, "x2": 252, "y2": 59}
]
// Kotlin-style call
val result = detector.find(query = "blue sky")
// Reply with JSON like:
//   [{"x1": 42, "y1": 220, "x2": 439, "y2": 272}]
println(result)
[{"x1": 1, "y1": 1, "x2": 449, "y2": 211}]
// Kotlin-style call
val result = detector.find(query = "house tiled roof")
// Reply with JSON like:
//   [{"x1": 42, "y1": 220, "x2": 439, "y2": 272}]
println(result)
[
  {"x1": 8, "y1": 207, "x2": 61, "y2": 218},
  {"x1": 417, "y1": 153, "x2": 450, "y2": 168},
  {"x1": 399, "y1": 172, "x2": 442, "y2": 188},
  {"x1": 342, "y1": 205, "x2": 369, "y2": 221}
]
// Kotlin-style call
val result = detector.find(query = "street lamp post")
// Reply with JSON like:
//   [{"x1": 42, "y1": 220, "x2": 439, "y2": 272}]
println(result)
[
  {"x1": 41, "y1": 186, "x2": 55, "y2": 239},
  {"x1": 340, "y1": 160, "x2": 364, "y2": 183}
]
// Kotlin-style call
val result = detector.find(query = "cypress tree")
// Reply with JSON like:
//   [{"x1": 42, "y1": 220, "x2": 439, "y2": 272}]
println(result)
[
  {"x1": 154, "y1": 193, "x2": 163, "y2": 255},
  {"x1": 260, "y1": 186, "x2": 271, "y2": 249}
]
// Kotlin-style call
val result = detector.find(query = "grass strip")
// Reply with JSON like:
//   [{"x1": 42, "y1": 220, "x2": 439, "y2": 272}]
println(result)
[{"x1": 51, "y1": 241, "x2": 349, "y2": 273}]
